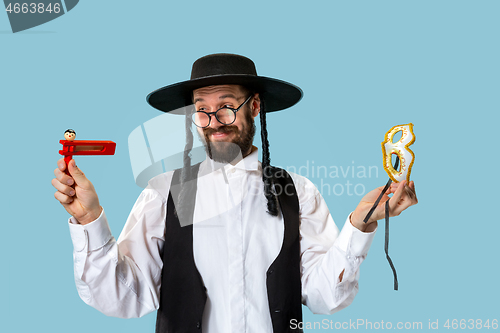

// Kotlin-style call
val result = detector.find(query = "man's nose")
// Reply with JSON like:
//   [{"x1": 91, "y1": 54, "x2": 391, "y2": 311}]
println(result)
[{"x1": 208, "y1": 114, "x2": 224, "y2": 129}]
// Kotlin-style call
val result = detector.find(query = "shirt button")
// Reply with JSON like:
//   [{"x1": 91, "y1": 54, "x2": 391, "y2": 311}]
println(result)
[{"x1": 229, "y1": 168, "x2": 235, "y2": 173}]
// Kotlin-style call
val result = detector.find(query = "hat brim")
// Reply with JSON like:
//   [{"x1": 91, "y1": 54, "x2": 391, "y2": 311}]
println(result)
[{"x1": 146, "y1": 74, "x2": 303, "y2": 114}]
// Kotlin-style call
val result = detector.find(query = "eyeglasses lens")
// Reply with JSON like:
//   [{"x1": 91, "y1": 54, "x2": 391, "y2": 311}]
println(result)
[
  {"x1": 216, "y1": 108, "x2": 235, "y2": 125},
  {"x1": 192, "y1": 112, "x2": 209, "y2": 128}
]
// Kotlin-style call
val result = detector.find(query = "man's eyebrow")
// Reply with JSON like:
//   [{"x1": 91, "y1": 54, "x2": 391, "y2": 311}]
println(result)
[
  {"x1": 218, "y1": 94, "x2": 238, "y2": 100},
  {"x1": 193, "y1": 94, "x2": 238, "y2": 104}
]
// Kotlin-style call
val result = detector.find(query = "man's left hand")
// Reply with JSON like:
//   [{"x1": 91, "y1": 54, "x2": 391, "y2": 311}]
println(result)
[{"x1": 350, "y1": 180, "x2": 418, "y2": 232}]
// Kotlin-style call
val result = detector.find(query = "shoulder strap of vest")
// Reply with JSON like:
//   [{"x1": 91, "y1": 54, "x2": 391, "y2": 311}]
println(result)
[
  {"x1": 272, "y1": 167, "x2": 300, "y2": 230},
  {"x1": 169, "y1": 162, "x2": 202, "y2": 227},
  {"x1": 267, "y1": 167, "x2": 304, "y2": 333}
]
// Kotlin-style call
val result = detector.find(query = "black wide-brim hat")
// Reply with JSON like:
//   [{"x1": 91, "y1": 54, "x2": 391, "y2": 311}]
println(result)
[{"x1": 146, "y1": 53, "x2": 303, "y2": 114}]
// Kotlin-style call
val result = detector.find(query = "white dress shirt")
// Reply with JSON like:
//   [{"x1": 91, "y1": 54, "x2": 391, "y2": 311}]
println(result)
[{"x1": 68, "y1": 148, "x2": 376, "y2": 332}]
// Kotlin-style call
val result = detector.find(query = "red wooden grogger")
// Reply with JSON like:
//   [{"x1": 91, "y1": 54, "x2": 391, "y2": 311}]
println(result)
[{"x1": 59, "y1": 140, "x2": 116, "y2": 174}]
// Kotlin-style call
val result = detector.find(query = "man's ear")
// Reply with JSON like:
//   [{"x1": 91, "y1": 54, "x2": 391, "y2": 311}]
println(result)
[{"x1": 251, "y1": 93, "x2": 261, "y2": 118}]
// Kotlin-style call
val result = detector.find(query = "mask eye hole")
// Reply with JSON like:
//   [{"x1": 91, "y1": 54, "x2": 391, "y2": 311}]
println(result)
[{"x1": 391, "y1": 130, "x2": 402, "y2": 143}]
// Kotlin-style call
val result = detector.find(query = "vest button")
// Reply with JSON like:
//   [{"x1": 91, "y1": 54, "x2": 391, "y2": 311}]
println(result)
[
  {"x1": 274, "y1": 309, "x2": 281, "y2": 313},
  {"x1": 196, "y1": 321, "x2": 201, "y2": 329},
  {"x1": 268, "y1": 269, "x2": 274, "y2": 275}
]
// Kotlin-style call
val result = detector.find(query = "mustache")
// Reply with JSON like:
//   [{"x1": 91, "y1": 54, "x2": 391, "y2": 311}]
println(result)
[{"x1": 203, "y1": 125, "x2": 239, "y2": 137}]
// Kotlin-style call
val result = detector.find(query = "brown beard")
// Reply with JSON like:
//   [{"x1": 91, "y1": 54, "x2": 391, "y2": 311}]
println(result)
[{"x1": 201, "y1": 110, "x2": 256, "y2": 163}]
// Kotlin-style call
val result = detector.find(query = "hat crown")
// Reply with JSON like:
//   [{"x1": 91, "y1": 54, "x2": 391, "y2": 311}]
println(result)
[
  {"x1": 190, "y1": 53, "x2": 258, "y2": 80},
  {"x1": 147, "y1": 53, "x2": 302, "y2": 113}
]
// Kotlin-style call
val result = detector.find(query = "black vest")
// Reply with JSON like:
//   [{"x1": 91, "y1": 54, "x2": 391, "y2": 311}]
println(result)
[{"x1": 155, "y1": 165, "x2": 303, "y2": 333}]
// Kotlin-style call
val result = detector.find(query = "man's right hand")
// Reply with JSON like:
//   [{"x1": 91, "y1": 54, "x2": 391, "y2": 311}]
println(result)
[{"x1": 52, "y1": 158, "x2": 102, "y2": 225}]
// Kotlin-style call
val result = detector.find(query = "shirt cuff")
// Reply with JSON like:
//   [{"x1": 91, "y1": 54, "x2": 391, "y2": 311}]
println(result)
[
  {"x1": 68, "y1": 210, "x2": 113, "y2": 252},
  {"x1": 335, "y1": 213, "x2": 377, "y2": 257}
]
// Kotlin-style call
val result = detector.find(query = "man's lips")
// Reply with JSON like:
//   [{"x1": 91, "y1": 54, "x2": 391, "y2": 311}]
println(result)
[
  {"x1": 211, "y1": 131, "x2": 230, "y2": 139},
  {"x1": 204, "y1": 127, "x2": 238, "y2": 141}
]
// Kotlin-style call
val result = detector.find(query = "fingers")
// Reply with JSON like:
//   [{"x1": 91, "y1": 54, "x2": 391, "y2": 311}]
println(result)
[
  {"x1": 54, "y1": 159, "x2": 91, "y2": 189},
  {"x1": 388, "y1": 180, "x2": 405, "y2": 212},
  {"x1": 362, "y1": 185, "x2": 391, "y2": 203},
  {"x1": 67, "y1": 160, "x2": 91, "y2": 189},
  {"x1": 54, "y1": 162, "x2": 74, "y2": 187},
  {"x1": 54, "y1": 188, "x2": 74, "y2": 204},
  {"x1": 52, "y1": 178, "x2": 76, "y2": 197},
  {"x1": 388, "y1": 181, "x2": 400, "y2": 193},
  {"x1": 57, "y1": 158, "x2": 67, "y2": 172},
  {"x1": 388, "y1": 180, "x2": 418, "y2": 216},
  {"x1": 52, "y1": 162, "x2": 76, "y2": 205},
  {"x1": 407, "y1": 181, "x2": 418, "y2": 203},
  {"x1": 404, "y1": 183, "x2": 417, "y2": 202}
]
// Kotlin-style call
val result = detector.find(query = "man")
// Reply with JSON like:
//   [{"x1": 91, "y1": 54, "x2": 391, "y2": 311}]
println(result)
[{"x1": 52, "y1": 54, "x2": 417, "y2": 332}]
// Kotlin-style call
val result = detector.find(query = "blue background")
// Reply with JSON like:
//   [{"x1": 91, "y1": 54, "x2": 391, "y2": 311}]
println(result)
[{"x1": 1, "y1": 1, "x2": 499, "y2": 332}]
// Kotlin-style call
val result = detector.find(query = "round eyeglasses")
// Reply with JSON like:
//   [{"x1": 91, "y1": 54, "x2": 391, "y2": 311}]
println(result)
[{"x1": 191, "y1": 95, "x2": 253, "y2": 128}]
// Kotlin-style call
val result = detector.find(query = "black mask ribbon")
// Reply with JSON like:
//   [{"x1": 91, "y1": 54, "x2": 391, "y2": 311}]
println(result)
[{"x1": 363, "y1": 156, "x2": 399, "y2": 291}]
